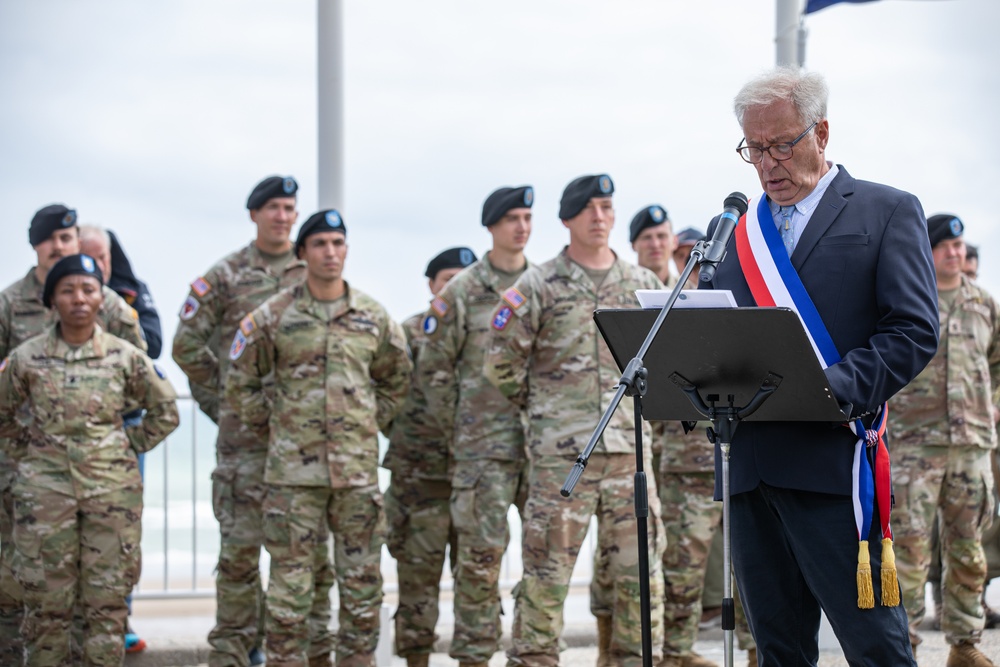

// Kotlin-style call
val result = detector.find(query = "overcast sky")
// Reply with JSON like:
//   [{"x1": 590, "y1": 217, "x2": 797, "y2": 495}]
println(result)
[{"x1": 2, "y1": 0, "x2": 998, "y2": 389}]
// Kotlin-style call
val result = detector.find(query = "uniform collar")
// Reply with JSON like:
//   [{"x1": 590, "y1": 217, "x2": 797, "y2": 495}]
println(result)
[{"x1": 47, "y1": 323, "x2": 106, "y2": 360}]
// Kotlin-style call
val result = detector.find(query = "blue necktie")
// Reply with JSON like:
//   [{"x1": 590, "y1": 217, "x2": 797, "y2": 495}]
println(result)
[{"x1": 780, "y1": 206, "x2": 795, "y2": 257}]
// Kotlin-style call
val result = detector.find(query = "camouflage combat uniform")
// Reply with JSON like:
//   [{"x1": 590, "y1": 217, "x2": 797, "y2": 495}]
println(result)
[
  {"x1": 889, "y1": 275, "x2": 1000, "y2": 645},
  {"x1": 0, "y1": 324, "x2": 178, "y2": 667},
  {"x1": 225, "y1": 282, "x2": 411, "y2": 667},
  {"x1": 420, "y1": 256, "x2": 530, "y2": 664},
  {"x1": 0, "y1": 268, "x2": 146, "y2": 664},
  {"x1": 172, "y1": 243, "x2": 335, "y2": 666},
  {"x1": 657, "y1": 420, "x2": 755, "y2": 657},
  {"x1": 484, "y1": 249, "x2": 666, "y2": 667},
  {"x1": 382, "y1": 312, "x2": 457, "y2": 660}
]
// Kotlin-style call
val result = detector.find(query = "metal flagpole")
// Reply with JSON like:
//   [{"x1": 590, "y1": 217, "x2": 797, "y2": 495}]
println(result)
[
  {"x1": 776, "y1": 0, "x2": 807, "y2": 66},
  {"x1": 317, "y1": 0, "x2": 345, "y2": 211}
]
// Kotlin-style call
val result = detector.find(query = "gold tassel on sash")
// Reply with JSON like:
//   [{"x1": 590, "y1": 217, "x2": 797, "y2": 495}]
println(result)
[
  {"x1": 880, "y1": 537, "x2": 900, "y2": 607},
  {"x1": 857, "y1": 540, "x2": 874, "y2": 609}
]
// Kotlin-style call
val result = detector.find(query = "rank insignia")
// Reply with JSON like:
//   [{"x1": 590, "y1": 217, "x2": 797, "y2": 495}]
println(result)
[{"x1": 492, "y1": 306, "x2": 513, "y2": 331}]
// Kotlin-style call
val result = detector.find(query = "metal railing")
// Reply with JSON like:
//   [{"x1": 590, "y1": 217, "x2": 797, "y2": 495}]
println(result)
[{"x1": 134, "y1": 395, "x2": 600, "y2": 599}]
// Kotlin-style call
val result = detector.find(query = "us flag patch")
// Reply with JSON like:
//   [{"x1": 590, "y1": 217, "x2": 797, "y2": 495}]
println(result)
[
  {"x1": 191, "y1": 277, "x2": 212, "y2": 297},
  {"x1": 431, "y1": 297, "x2": 450, "y2": 317},
  {"x1": 240, "y1": 314, "x2": 257, "y2": 336},
  {"x1": 502, "y1": 287, "x2": 525, "y2": 310}
]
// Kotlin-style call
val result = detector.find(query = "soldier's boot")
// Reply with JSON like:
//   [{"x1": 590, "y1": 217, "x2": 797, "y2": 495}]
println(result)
[
  {"x1": 309, "y1": 653, "x2": 333, "y2": 667},
  {"x1": 746, "y1": 648, "x2": 757, "y2": 666},
  {"x1": 596, "y1": 615, "x2": 613, "y2": 667},
  {"x1": 657, "y1": 653, "x2": 716, "y2": 667},
  {"x1": 946, "y1": 642, "x2": 996, "y2": 667},
  {"x1": 406, "y1": 655, "x2": 430, "y2": 667}
]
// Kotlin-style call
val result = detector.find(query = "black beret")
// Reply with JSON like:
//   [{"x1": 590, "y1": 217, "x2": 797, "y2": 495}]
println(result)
[
  {"x1": 295, "y1": 209, "x2": 347, "y2": 255},
  {"x1": 43, "y1": 254, "x2": 104, "y2": 308},
  {"x1": 482, "y1": 186, "x2": 534, "y2": 227},
  {"x1": 927, "y1": 213, "x2": 964, "y2": 248},
  {"x1": 628, "y1": 205, "x2": 669, "y2": 243},
  {"x1": 675, "y1": 227, "x2": 706, "y2": 247},
  {"x1": 425, "y1": 247, "x2": 478, "y2": 279},
  {"x1": 246, "y1": 175, "x2": 298, "y2": 210},
  {"x1": 29, "y1": 204, "x2": 77, "y2": 247},
  {"x1": 559, "y1": 174, "x2": 614, "y2": 221},
  {"x1": 966, "y1": 243, "x2": 979, "y2": 261}
]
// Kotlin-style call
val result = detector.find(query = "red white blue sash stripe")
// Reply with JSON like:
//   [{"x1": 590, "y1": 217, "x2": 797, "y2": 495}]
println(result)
[
  {"x1": 735, "y1": 195, "x2": 893, "y2": 547},
  {"x1": 734, "y1": 197, "x2": 840, "y2": 368}
]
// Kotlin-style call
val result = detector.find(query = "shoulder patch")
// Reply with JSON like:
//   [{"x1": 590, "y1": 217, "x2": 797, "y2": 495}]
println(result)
[
  {"x1": 0, "y1": 357, "x2": 7, "y2": 373},
  {"x1": 229, "y1": 330, "x2": 248, "y2": 361},
  {"x1": 240, "y1": 314, "x2": 257, "y2": 336},
  {"x1": 153, "y1": 364, "x2": 167, "y2": 379},
  {"x1": 422, "y1": 315, "x2": 438, "y2": 335},
  {"x1": 191, "y1": 276, "x2": 212, "y2": 297},
  {"x1": 431, "y1": 296, "x2": 450, "y2": 317},
  {"x1": 492, "y1": 306, "x2": 514, "y2": 331},
  {"x1": 179, "y1": 295, "x2": 200, "y2": 320},
  {"x1": 502, "y1": 287, "x2": 526, "y2": 310}
]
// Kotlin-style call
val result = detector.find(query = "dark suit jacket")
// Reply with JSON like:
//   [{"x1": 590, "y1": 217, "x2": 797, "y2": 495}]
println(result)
[{"x1": 705, "y1": 166, "x2": 939, "y2": 498}]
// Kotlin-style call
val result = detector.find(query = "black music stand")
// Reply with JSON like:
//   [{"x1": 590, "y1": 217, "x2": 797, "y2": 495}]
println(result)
[{"x1": 592, "y1": 306, "x2": 845, "y2": 667}]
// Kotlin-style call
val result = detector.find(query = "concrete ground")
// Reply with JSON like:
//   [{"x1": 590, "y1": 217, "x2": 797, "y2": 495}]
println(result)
[{"x1": 123, "y1": 586, "x2": 1000, "y2": 667}]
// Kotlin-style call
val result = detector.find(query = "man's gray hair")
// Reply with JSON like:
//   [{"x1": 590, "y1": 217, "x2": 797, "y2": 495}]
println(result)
[
  {"x1": 734, "y1": 66, "x2": 829, "y2": 128},
  {"x1": 78, "y1": 224, "x2": 111, "y2": 251}
]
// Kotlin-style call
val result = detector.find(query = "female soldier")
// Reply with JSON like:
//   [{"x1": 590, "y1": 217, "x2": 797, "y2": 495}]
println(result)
[{"x1": 0, "y1": 254, "x2": 179, "y2": 666}]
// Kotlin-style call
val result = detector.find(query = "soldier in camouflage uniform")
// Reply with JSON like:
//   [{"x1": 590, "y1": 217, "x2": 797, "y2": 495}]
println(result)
[
  {"x1": 890, "y1": 214, "x2": 1000, "y2": 667},
  {"x1": 383, "y1": 246, "x2": 478, "y2": 667},
  {"x1": 226, "y1": 210, "x2": 411, "y2": 667},
  {"x1": 484, "y1": 174, "x2": 666, "y2": 667},
  {"x1": 0, "y1": 254, "x2": 178, "y2": 666},
  {"x1": 172, "y1": 176, "x2": 335, "y2": 667},
  {"x1": 0, "y1": 205, "x2": 147, "y2": 665},
  {"x1": 420, "y1": 186, "x2": 533, "y2": 667},
  {"x1": 626, "y1": 210, "x2": 757, "y2": 666}
]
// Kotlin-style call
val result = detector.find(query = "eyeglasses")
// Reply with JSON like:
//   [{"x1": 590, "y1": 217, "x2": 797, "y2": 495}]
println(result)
[{"x1": 736, "y1": 121, "x2": 818, "y2": 164}]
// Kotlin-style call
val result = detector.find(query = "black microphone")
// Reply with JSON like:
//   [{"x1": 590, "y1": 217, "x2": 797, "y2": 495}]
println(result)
[{"x1": 699, "y1": 192, "x2": 749, "y2": 283}]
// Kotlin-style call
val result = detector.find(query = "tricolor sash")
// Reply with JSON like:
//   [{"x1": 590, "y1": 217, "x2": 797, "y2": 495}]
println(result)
[{"x1": 734, "y1": 196, "x2": 899, "y2": 608}]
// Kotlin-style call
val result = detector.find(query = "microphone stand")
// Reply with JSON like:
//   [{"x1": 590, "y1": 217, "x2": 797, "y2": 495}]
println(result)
[{"x1": 562, "y1": 238, "x2": 715, "y2": 667}]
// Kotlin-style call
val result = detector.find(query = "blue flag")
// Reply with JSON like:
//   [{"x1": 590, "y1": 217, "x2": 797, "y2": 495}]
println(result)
[{"x1": 805, "y1": 0, "x2": 879, "y2": 13}]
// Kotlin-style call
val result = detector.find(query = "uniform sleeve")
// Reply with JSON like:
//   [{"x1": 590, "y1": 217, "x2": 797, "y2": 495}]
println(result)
[
  {"x1": 172, "y1": 271, "x2": 224, "y2": 389},
  {"x1": 987, "y1": 295, "x2": 1000, "y2": 419},
  {"x1": 223, "y1": 311, "x2": 273, "y2": 439},
  {"x1": 0, "y1": 295, "x2": 12, "y2": 361},
  {"x1": 0, "y1": 355, "x2": 26, "y2": 440},
  {"x1": 124, "y1": 354, "x2": 180, "y2": 453},
  {"x1": 419, "y1": 287, "x2": 463, "y2": 423},
  {"x1": 371, "y1": 315, "x2": 413, "y2": 434},
  {"x1": 189, "y1": 379, "x2": 220, "y2": 424},
  {"x1": 103, "y1": 291, "x2": 148, "y2": 353},
  {"x1": 134, "y1": 280, "x2": 164, "y2": 359},
  {"x1": 483, "y1": 277, "x2": 537, "y2": 408}
]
